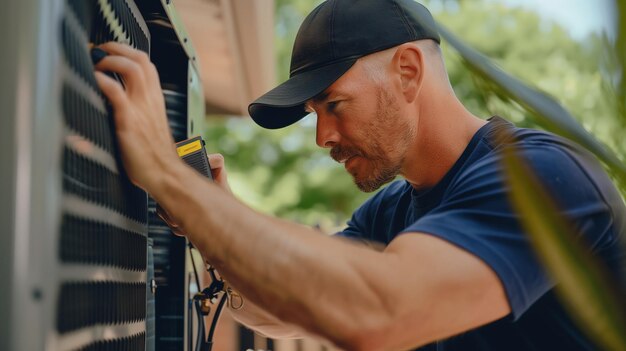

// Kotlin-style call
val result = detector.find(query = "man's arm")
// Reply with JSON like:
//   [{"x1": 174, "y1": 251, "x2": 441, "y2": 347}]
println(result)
[
  {"x1": 226, "y1": 293, "x2": 306, "y2": 339},
  {"x1": 159, "y1": 167, "x2": 509, "y2": 349},
  {"x1": 94, "y1": 42, "x2": 510, "y2": 350},
  {"x1": 221, "y1": 236, "x2": 386, "y2": 339}
]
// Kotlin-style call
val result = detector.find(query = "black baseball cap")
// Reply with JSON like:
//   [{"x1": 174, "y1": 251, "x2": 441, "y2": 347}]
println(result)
[{"x1": 248, "y1": 0, "x2": 440, "y2": 129}]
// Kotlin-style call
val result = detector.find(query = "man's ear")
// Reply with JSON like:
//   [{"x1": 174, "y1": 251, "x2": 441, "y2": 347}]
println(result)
[{"x1": 391, "y1": 43, "x2": 424, "y2": 104}]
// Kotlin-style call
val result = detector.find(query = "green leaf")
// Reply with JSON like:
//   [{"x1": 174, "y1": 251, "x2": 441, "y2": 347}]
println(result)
[
  {"x1": 616, "y1": 0, "x2": 626, "y2": 123},
  {"x1": 436, "y1": 24, "x2": 626, "y2": 188},
  {"x1": 500, "y1": 137, "x2": 626, "y2": 351},
  {"x1": 433, "y1": 10, "x2": 626, "y2": 349}
]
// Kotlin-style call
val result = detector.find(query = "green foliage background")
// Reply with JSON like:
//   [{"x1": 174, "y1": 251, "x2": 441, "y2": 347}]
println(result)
[{"x1": 203, "y1": 0, "x2": 622, "y2": 229}]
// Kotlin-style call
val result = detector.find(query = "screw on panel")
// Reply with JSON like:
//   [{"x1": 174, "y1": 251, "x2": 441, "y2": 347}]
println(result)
[{"x1": 32, "y1": 288, "x2": 43, "y2": 301}]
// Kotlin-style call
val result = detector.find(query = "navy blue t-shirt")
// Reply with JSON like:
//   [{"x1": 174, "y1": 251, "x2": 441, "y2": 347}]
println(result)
[{"x1": 338, "y1": 117, "x2": 626, "y2": 350}]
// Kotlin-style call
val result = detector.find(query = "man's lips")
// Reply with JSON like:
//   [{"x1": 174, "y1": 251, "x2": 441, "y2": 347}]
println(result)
[
  {"x1": 335, "y1": 154, "x2": 358, "y2": 164},
  {"x1": 338, "y1": 155, "x2": 354, "y2": 164},
  {"x1": 330, "y1": 146, "x2": 362, "y2": 164}
]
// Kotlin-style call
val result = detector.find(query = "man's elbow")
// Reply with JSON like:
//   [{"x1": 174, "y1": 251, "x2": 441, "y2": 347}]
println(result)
[
  {"x1": 229, "y1": 311, "x2": 306, "y2": 340},
  {"x1": 336, "y1": 331, "x2": 392, "y2": 351},
  {"x1": 328, "y1": 316, "x2": 400, "y2": 351},
  {"x1": 250, "y1": 324, "x2": 305, "y2": 340},
  {"x1": 331, "y1": 311, "x2": 431, "y2": 351}
]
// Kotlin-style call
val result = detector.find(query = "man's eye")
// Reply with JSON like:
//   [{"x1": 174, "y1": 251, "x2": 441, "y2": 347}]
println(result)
[{"x1": 327, "y1": 100, "x2": 341, "y2": 111}]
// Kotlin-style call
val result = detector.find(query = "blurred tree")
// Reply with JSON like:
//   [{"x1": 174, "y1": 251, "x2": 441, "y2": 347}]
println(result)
[
  {"x1": 434, "y1": 1, "x2": 622, "y2": 157},
  {"x1": 203, "y1": 0, "x2": 620, "y2": 228}
]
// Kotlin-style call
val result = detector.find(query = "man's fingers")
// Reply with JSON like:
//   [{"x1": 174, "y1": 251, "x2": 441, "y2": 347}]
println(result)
[
  {"x1": 208, "y1": 153, "x2": 225, "y2": 169},
  {"x1": 207, "y1": 153, "x2": 232, "y2": 193},
  {"x1": 208, "y1": 153, "x2": 227, "y2": 182},
  {"x1": 94, "y1": 55, "x2": 145, "y2": 92},
  {"x1": 94, "y1": 71, "x2": 129, "y2": 124},
  {"x1": 97, "y1": 42, "x2": 159, "y2": 81},
  {"x1": 98, "y1": 42, "x2": 150, "y2": 65}
]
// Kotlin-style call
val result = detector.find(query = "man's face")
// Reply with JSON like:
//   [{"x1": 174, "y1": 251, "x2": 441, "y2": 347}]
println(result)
[{"x1": 308, "y1": 62, "x2": 416, "y2": 192}]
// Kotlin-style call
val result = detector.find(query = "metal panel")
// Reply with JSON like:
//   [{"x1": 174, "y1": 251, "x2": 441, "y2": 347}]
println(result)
[
  {"x1": 2, "y1": 0, "x2": 155, "y2": 350},
  {"x1": 188, "y1": 60, "x2": 205, "y2": 137},
  {"x1": 1, "y1": 0, "x2": 66, "y2": 349},
  {"x1": 0, "y1": 0, "x2": 21, "y2": 346},
  {"x1": 3, "y1": 0, "x2": 206, "y2": 349}
]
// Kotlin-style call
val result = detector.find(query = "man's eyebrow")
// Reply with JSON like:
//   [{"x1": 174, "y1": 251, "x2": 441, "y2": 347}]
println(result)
[
  {"x1": 311, "y1": 91, "x2": 330, "y2": 103},
  {"x1": 305, "y1": 91, "x2": 331, "y2": 113}
]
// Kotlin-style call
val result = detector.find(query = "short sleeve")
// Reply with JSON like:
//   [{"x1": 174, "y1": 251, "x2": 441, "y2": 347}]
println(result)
[
  {"x1": 401, "y1": 144, "x2": 610, "y2": 320},
  {"x1": 338, "y1": 212, "x2": 369, "y2": 240},
  {"x1": 337, "y1": 181, "x2": 412, "y2": 243}
]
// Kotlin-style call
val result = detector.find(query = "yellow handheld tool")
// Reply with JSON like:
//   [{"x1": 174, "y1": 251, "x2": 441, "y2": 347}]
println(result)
[{"x1": 175, "y1": 136, "x2": 213, "y2": 180}]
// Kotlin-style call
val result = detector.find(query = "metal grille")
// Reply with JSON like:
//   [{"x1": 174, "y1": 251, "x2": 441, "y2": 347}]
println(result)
[
  {"x1": 57, "y1": 0, "x2": 151, "y2": 349},
  {"x1": 59, "y1": 215, "x2": 147, "y2": 270},
  {"x1": 77, "y1": 332, "x2": 146, "y2": 351},
  {"x1": 57, "y1": 282, "x2": 147, "y2": 333}
]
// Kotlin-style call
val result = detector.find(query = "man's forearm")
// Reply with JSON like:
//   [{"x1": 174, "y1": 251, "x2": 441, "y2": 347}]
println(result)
[{"x1": 149, "y1": 162, "x2": 400, "y2": 348}]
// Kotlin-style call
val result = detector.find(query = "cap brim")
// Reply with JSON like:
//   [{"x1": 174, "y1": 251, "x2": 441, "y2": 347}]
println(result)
[{"x1": 248, "y1": 59, "x2": 357, "y2": 129}]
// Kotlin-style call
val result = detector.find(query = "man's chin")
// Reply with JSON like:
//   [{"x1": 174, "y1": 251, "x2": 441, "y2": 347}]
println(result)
[
  {"x1": 356, "y1": 183, "x2": 380, "y2": 193},
  {"x1": 348, "y1": 160, "x2": 400, "y2": 192},
  {"x1": 353, "y1": 175, "x2": 395, "y2": 193}
]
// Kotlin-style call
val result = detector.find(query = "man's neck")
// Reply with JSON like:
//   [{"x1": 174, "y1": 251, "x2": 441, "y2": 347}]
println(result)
[{"x1": 402, "y1": 98, "x2": 486, "y2": 190}]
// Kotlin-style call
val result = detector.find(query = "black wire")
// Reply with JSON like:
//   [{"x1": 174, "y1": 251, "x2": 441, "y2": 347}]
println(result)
[
  {"x1": 188, "y1": 298, "x2": 193, "y2": 351},
  {"x1": 188, "y1": 244, "x2": 227, "y2": 351},
  {"x1": 208, "y1": 266, "x2": 218, "y2": 282},
  {"x1": 207, "y1": 293, "x2": 228, "y2": 351},
  {"x1": 194, "y1": 299, "x2": 206, "y2": 351}
]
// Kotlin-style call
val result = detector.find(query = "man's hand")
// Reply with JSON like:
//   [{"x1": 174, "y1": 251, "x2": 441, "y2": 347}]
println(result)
[{"x1": 93, "y1": 42, "x2": 181, "y2": 192}]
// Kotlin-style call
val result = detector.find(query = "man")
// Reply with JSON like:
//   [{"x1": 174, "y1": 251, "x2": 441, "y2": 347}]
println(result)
[{"x1": 92, "y1": 0, "x2": 625, "y2": 350}]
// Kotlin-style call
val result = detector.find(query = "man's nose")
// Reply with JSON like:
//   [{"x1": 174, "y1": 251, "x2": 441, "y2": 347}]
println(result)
[{"x1": 315, "y1": 112, "x2": 340, "y2": 148}]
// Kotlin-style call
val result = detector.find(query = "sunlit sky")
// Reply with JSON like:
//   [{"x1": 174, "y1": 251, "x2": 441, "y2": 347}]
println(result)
[{"x1": 496, "y1": 0, "x2": 616, "y2": 40}]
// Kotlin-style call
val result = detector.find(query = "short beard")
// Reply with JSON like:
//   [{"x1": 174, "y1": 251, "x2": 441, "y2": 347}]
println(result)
[
  {"x1": 355, "y1": 162, "x2": 400, "y2": 192},
  {"x1": 349, "y1": 86, "x2": 407, "y2": 192},
  {"x1": 331, "y1": 143, "x2": 399, "y2": 192}
]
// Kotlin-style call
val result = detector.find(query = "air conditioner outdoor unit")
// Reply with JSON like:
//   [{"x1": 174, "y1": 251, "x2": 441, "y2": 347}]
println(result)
[{"x1": 1, "y1": 0, "x2": 206, "y2": 350}]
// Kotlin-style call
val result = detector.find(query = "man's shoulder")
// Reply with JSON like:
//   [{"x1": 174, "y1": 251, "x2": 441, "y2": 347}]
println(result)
[
  {"x1": 503, "y1": 126, "x2": 600, "y2": 180},
  {"x1": 472, "y1": 119, "x2": 592, "y2": 175},
  {"x1": 449, "y1": 121, "x2": 606, "y2": 200},
  {"x1": 482, "y1": 118, "x2": 570, "y2": 152},
  {"x1": 463, "y1": 121, "x2": 618, "y2": 215}
]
